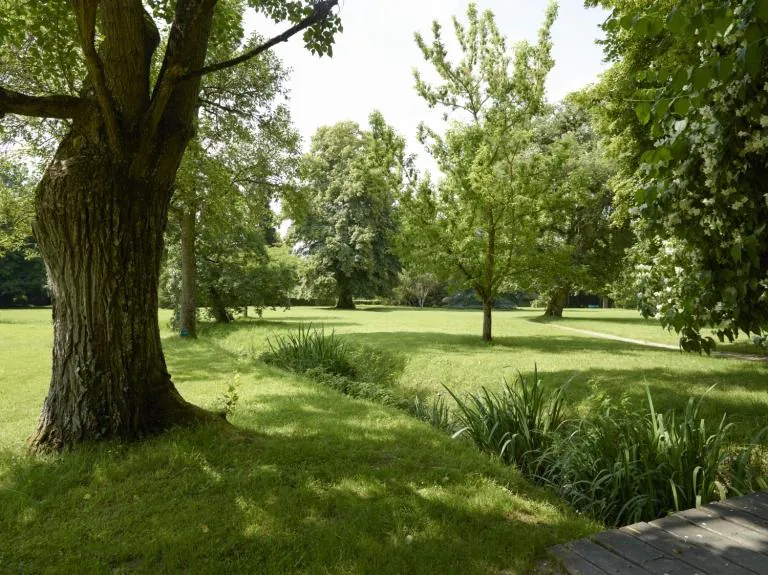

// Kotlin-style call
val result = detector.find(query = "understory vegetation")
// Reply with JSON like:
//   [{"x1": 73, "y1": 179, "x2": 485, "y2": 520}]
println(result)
[{"x1": 256, "y1": 318, "x2": 768, "y2": 528}]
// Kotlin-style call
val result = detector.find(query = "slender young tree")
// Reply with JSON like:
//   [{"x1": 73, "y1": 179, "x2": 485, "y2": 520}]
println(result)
[
  {"x1": 170, "y1": 40, "x2": 299, "y2": 337},
  {"x1": 0, "y1": 0, "x2": 341, "y2": 451},
  {"x1": 408, "y1": 2, "x2": 557, "y2": 341}
]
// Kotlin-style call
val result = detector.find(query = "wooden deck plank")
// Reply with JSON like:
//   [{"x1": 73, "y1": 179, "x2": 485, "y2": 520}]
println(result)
[
  {"x1": 592, "y1": 530, "x2": 692, "y2": 575},
  {"x1": 568, "y1": 538, "x2": 652, "y2": 574},
  {"x1": 750, "y1": 491, "x2": 768, "y2": 506},
  {"x1": 717, "y1": 495, "x2": 768, "y2": 522},
  {"x1": 652, "y1": 513, "x2": 768, "y2": 573},
  {"x1": 675, "y1": 506, "x2": 768, "y2": 555},
  {"x1": 709, "y1": 501, "x2": 768, "y2": 536},
  {"x1": 550, "y1": 544, "x2": 610, "y2": 575},
  {"x1": 550, "y1": 493, "x2": 768, "y2": 575},
  {"x1": 621, "y1": 521, "x2": 755, "y2": 575}
]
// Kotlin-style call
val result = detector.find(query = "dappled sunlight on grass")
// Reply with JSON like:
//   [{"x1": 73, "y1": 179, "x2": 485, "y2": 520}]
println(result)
[{"x1": 2, "y1": 306, "x2": 765, "y2": 572}]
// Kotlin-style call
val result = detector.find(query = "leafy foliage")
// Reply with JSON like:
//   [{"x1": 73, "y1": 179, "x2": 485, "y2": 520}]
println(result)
[
  {"x1": 538, "y1": 387, "x2": 764, "y2": 526},
  {"x1": 442, "y1": 368, "x2": 766, "y2": 527},
  {"x1": 263, "y1": 323, "x2": 356, "y2": 378},
  {"x1": 592, "y1": 0, "x2": 768, "y2": 351},
  {"x1": 404, "y1": 2, "x2": 557, "y2": 339},
  {"x1": 411, "y1": 392, "x2": 453, "y2": 432},
  {"x1": 445, "y1": 367, "x2": 567, "y2": 474},
  {"x1": 287, "y1": 112, "x2": 405, "y2": 308},
  {"x1": 261, "y1": 323, "x2": 406, "y2": 405},
  {"x1": 530, "y1": 94, "x2": 631, "y2": 315}
]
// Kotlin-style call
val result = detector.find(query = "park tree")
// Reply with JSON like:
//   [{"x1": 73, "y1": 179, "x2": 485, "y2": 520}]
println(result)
[
  {"x1": 532, "y1": 94, "x2": 629, "y2": 317},
  {"x1": 406, "y1": 2, "x2": 557, "y2": 341},
  {"x1": 0, "y1": 159, "x2": 49, "y2": 306},
  {"x1": 0, "y1": 0, "x2": 341, "y2": 450},
  {"x1": 591, "y1": 0, "x2": 768, "y2": 351},
  {"x1": 287, "y1": 112, "x2": 404, "y2": 310},
  {"x1": 170, "y1": 40, "x2": 298, "y2": 336}
]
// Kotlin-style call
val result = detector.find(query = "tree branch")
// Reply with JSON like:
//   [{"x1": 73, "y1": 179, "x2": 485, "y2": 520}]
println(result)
[
  {"x1": 72, "y1": 0, "x2": 123, "y2": 155},
  {"x1": 198, "y1": 97, "x2": 249, "y2": 118},
  {"x1": 0, "y1": 87, "x2": 90, "y2": 119},
  {"x1": 181, "y1": 0, "x2": 339, "y2": 81}
]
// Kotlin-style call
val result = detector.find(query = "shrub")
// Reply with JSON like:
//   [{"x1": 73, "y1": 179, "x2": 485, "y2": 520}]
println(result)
[
  {"x1": 261, "y1": 323, "x2": 406, "y2": 406},
  {"x1": 445, "y1": 367, "x2": 567, "y2": 473},
  {"x1": 536, "y1": 387, "x2": 760, "y2": 527},
  {"x1": 411, "y1": 393, "x2": 453, "y2": 432},
  {"x1": 262, "y1": 323, "x2": 356, "y2": 378}
]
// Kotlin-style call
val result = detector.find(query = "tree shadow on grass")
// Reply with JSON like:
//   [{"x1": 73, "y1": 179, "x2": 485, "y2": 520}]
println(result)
[
  {"x1": 355, "y1": 331, "x2": 649, "y2": 358},
  {"x1": 0, "y1": 385, "x2": 597, "y2": 574},
  {"x1": 543, "y1": 315, "x2": 662, "y2": 326},
  {"x1": 197, "y1": 317, "x2": 361, "y2": 334}
]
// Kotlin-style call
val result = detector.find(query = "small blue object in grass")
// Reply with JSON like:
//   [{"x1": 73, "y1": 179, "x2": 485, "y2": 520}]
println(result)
[{"x1": 180, "y1": 327, "x2": 189, "y2": 337}]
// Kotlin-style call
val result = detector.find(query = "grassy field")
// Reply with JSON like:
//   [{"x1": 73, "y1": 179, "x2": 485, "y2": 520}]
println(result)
[
  {"x1": 1, "y1": 305, "x2": 766, "y2": 573},
  {"x1": 549, "y1": 308, "x2": 768, "y2": 356}
]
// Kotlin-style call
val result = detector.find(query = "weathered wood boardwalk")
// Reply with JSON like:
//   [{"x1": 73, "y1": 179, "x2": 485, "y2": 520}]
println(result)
[{"x1": 551, "y1": 491, "x2": 768, "y2": 574}]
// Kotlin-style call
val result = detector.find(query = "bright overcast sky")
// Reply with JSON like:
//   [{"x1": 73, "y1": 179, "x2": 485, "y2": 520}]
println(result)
[{"x1": 246, "y1": 1, "x2": 610, "y2": 167}]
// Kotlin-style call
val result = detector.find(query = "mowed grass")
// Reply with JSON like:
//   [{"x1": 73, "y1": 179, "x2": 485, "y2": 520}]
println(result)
[
  {"x1": 231, "y1": 306, "x2": 768, "y2": 443},
  {"x1": 549, "y1": 308, "x2": 768, "y2": 356},
  {"x1": 0, "y1": 307, "x2": 598, "y2": 574}
]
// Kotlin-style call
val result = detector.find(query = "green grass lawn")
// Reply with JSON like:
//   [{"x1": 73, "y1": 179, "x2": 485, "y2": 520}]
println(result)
[
  {"x1": 1, "y1": 305, "x2": 766, "y2": 574},
  {"x1": 0, "y1": 307, "x2": 598, "y2": 575},
  {"x1": 549, "y1": 308, "x2": 768, "y2": 356}
]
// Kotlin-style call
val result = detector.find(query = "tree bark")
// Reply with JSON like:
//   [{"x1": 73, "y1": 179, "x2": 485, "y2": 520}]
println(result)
[
  {"x1": 208, "y1": 289, "x2": 233, "y2": 323},
  {"x1": 26, "y1": 0, "x2": 220, "y2": 451},
  {"x1": 31, "y1": 140, "x2": 214, "y2": 451},
  {"x1": 179, "y1": 208, "x2": 197, "y2": 338},
  {"x1": 545, "y1": 286, "x2": 569, "y2": 318},
  {"x1": 336, "y1": 281, "x2": 355, "y2": 310},
  {"x1": 482, "y1": 297, "x2": 493, "y2": 342}
]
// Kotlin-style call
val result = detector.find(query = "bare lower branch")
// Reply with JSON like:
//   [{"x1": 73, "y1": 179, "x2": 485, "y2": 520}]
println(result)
[
  {"x1": 72, "y1": 0, "x2": 123, "y2": 155},
  {"x1": 0, "y1": 87, "x2": 90, "y2": 119},
  {"x1": 181, "y1": 0, "x2": 339, "y2": 81}
]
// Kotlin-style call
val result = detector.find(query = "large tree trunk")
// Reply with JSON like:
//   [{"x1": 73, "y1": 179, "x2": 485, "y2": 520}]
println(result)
[
  {"x1": 179, "y1": 208, "x2": 197, "y2": 338},
  {"x1": 336, "y1": 281, "x2": 355, "y2": 310},
  {"x1": 26, "y1": 0, "x2": 219, "y2": 451},
  {"x1": 545, "y1": 286, "x2": 569, "y2": 318},
  {"x1": 31, "y1": 142, "x2": 214, "y2": 451},
  {"x1": 482, "y1": 297, "x2": 493, "y2": 342}
]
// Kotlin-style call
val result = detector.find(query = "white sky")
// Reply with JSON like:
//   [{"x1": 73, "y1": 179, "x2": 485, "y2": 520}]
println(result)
[{"x1": 246, "y1": 1, "x2": 610, "y2": 168}]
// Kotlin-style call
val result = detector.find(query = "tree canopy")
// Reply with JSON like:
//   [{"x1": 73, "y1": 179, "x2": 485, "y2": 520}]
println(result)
[
  {"x1": 592, "y1": 0, "x2": 768, "y2": 351},
  {"x1": 404, "y1": 1, "x2": 557, "y2": 340},
  {"x1": 286, "y1": 112, "x2": 405, "y2": 310}
]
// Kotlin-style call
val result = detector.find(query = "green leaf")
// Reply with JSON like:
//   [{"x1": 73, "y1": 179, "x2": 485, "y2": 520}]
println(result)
[
  {"x1": 619, "y1": 14, "x2": 636, "y2": 30},
  {"x1": 691, "y1": 66, "x2": 713, "y2": 92},
  {"x1": 755, "y1": 0, "x2": 768, "y2": 21},
  {"x1": 654, "y1": 98, "x2": 670, "y2": 119},
  {"x1": 635, "y1": 102, "x2": 652, "y2": 125},
  {"x1": 671, "y1": 68, "x2": 689, "y2": 92},
  {"x1": 673, "y1": 97, "x2": 691, "y2": 116},
  {"x1": 730, "y1": 244, "x2": 742, "y2": 263},
  {"x1": 667, "y1": 8, "x2": 688, "y2": 34},
  {"x1": 717, "y1": 55, "x2": 735, "y2": 81}
]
